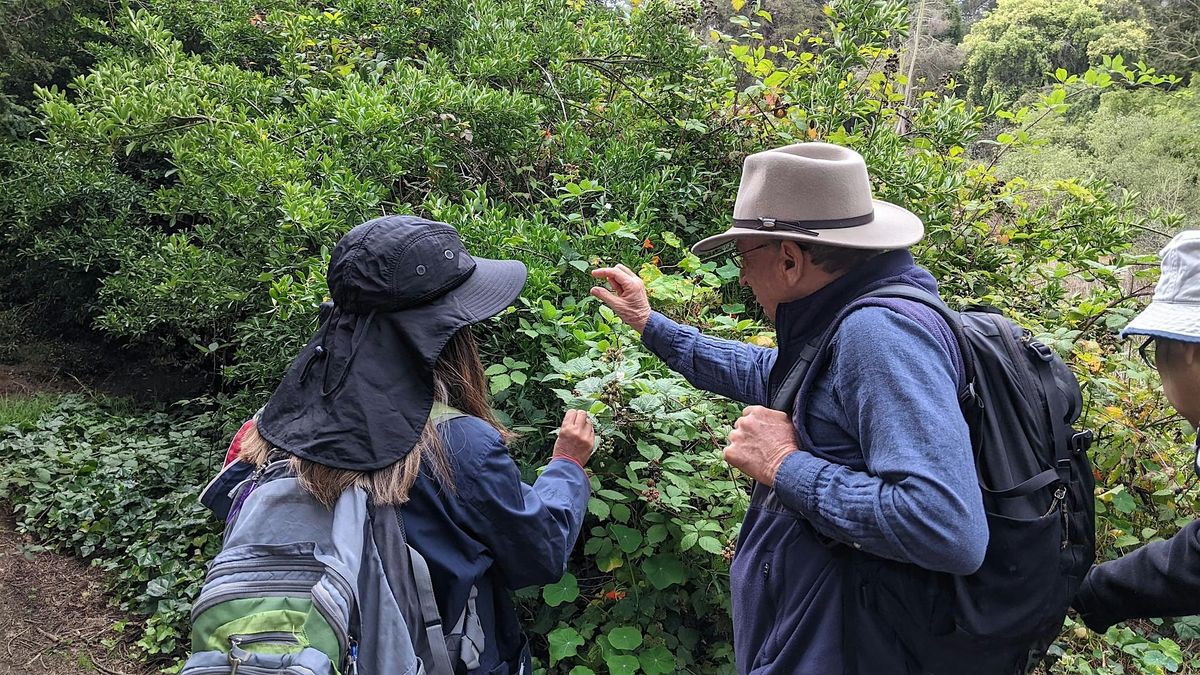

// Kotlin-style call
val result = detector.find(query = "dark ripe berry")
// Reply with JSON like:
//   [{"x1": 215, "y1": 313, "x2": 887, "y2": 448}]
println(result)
[
  {"x1": 885, "y1": 53, "x2": 900, "y2": 75},
  {"x1": 647, "y1": 462, "x2": 663, "y2": 480}
]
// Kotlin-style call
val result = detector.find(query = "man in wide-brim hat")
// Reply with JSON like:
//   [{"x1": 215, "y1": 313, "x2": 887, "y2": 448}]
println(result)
[{"x1": 592, "y1": 143, "x2": 988, "y2": 673}]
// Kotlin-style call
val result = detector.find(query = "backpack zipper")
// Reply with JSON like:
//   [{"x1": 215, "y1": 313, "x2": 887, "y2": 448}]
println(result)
[
  {"x1": 206, "y1": 558, "x2": 326, "y2": 583},
  {"x1": 1047, "y1": 485, "x2": 1069, "y2": 550},
  {"x1": 193, "y1": 579, "x2": 319, "y2": 618},
  {"x1": 1058, "y1": 486, "x2": 1069, "y2": 550},
  {"x1": 230, "y1": 632, "x2": 300, "y2": 647},
  {"x1": 310, "y1": 576, "x2": 354, "y2": 660}
]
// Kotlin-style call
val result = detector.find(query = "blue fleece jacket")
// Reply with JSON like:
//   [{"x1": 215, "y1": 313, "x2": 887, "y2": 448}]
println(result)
[{"x1": 641, "y1": 250, "x2": 987, "y2": 674}]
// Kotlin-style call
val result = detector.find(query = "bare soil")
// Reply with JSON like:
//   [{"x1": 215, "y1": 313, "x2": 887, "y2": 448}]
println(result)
[
  {"x1": 0, "y1": 508, "x2": 155, "y2": 675},
  {"x1": 0, "y1": 306, "x2": 204, "y2": 674}
]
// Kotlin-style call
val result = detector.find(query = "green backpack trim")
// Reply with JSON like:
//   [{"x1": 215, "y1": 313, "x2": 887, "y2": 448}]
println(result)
[{"x1": 191, "y1": 596, "x2": 342, "y2": 665}]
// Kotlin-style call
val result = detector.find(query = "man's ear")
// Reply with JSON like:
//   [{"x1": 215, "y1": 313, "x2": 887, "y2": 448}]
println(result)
[{"x1": 778, "y1": 241, "x2": 806, "y2": 277}]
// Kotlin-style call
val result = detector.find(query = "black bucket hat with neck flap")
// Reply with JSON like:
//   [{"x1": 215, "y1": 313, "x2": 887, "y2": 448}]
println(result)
[{"x1": 256, "y1": 215, "x2": 527, "y2": 470}]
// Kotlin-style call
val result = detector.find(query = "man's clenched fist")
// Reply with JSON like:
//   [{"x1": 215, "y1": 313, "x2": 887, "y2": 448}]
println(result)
[{"x1": 722, "y1": 406, "x2": 800, "y2": 487}]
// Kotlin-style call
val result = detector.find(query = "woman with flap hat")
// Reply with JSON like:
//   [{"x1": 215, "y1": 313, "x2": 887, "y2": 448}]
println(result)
[
  {"x1": 1073, "y1": 230, "x2": 1200, "y2": 633},
  {"x1": 232, "y1": 215, "x2": 595, "y2": 674}
]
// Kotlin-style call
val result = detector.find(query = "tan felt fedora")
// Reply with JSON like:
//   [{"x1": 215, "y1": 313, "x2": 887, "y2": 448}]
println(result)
[{"x1": 692, "y1": 142, "x2": 925, "y2": 254}]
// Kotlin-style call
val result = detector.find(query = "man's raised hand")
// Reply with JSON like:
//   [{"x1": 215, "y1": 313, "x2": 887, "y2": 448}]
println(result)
[{"x1": 590, "y1": 263, "x2": 652, "y2": 334}]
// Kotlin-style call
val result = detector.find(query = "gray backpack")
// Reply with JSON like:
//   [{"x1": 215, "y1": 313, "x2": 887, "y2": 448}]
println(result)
[{"x1": 185, "y1": 405, "x2": 484, "y2": 675}]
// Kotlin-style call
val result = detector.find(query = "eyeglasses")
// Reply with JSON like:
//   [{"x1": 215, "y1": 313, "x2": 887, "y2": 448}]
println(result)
[
  {"x1": 1138, "y1": 336, "x2": 1156, "y2": 369},
  {"x1": 729, "y1": 242, "x2": 776, "y2": 269}
]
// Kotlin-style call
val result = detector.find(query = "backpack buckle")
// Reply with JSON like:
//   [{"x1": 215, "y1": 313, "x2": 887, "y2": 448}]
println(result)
[
  {"x1": 1028, "y1": 340, "x2": 1055, "y2": 362},
  {"x1": 1069, "y1": 430, "x2": 1093, "y2": 453}
]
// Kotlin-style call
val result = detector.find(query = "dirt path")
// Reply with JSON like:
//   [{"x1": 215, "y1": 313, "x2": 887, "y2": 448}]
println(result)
[
  {"x1": 0, "y1": 310, "x2": 212, "y2": 674},
  {"x1": 0, "y1": 509, "x2": 155, "y2": 675}
]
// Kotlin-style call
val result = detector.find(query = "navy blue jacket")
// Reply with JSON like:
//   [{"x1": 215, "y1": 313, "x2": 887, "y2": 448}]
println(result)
[
  {"x1": 641, "y1": 251, "x2": 987, "y2": 674},
  {"x1": 403, "y1": 415, "x2": 590, "y2": 674},
  {"x1": 1074, "y1": 441, "x2": 1200, "y2": 632}
]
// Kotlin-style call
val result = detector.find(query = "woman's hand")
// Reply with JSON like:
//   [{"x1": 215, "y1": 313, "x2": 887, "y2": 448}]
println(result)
[{"x1": 553, "y1": 409, "x2": 596, "y2": 469}]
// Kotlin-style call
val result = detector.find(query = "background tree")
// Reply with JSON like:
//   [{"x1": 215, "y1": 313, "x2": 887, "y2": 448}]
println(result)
[
  {"x1": 1138, "y1": 0, "x2": 1199, "y2": 79},
  {"x1": 962, "y1": 0, "x2": 1150, "y2": 102}
]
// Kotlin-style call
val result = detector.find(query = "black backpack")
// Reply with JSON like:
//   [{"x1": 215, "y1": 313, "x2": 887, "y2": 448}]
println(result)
[{"x1": 771, "y1": 284, "x2": 1096, "y2": 675}]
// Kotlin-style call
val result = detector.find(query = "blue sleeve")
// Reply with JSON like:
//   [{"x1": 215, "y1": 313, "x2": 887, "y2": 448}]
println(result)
[
  {"x1": 640, "y1": 311, "x2": 776, "y2": 406},
  {"x1": 447, "y1": 418, "x2": 590, "y2": 589},
  {"x1": 772, "y1": 307, "x2": 987, "y2": 575}
]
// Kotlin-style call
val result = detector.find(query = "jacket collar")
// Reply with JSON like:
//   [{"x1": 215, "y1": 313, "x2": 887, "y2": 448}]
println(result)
[{"x1": 767, "y1": 249, "x2": 937, "y2": 397}]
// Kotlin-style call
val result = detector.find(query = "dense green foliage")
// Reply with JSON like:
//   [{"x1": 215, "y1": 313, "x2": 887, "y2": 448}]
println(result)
[
  {"x1": 961, "y1": 0, "x2": 1150, "y2": 102},
  {"x1": 0, "y1": 396, "x2": 226, "y2": 660},
  {"x1": 999, "y1": 82, "x2": 1200, "y2": 231},
  {"x1": 0, "y1": 0, "x2": 1198, "y2": 673}
]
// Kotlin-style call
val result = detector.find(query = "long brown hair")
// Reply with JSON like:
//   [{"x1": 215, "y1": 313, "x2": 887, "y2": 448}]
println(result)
[{"x1": 241, "y1": 327, "x2": 511, "y2": 506}]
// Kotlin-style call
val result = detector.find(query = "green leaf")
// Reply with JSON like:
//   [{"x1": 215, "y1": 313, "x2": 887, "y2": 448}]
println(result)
[
  {"x1": 489, "y1": 374, "x2": 511, "y2": 394},
  {"x1": 569, "y1": 668, "x2": 597, "y2": 675},
  {"x1": 636, "y1": 440, "x2": 663, "y2": 461},
  {"x1": 543, "y1": 573, "x2": 579, "y2": 607},
  {"x1": 510, "y1": 371, "x2": 527, "y2": 385},
  {"x1": 611, "y1": 503, "x2": 631, "y2": 523},
  {"x1": 605, "y1": 654, "x2": 640, "y2": 675},
  {"x1": 1112, "y1": 490, "x2": 1136, "y2": 514},
  {"x1": 607, "y1": 626, "x2": 644, "y2": 651},
  {"x1": 639, "y1": 646, "x2": 676, "y2": 675},
  {"x1": 698, "y1": 536, "x2": 723, "y2": 554},
  {"x1": 588, "y1": 497, "x2": 610, "y2": 519},
  {"x1": 611, "y1": 524, "x2": 644, "y2": 553},
  {"x1": 484, "y1": 364, "x2": 507, "y2": 376},
  {"x1": 642, "y1": 554, "x2": 687, "y2": 590},
  {"x1": 548, "y1": 625, "x2": 584, "y2": 664},
  {"x1": 597, "y1": 550, "x2": 623, "y2": 572},
  {"x1": 645, "y1": 524, "x2": 668, "y2": 545}
]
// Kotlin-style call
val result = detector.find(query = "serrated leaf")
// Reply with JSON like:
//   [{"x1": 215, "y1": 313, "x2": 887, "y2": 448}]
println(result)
[
  {"x1": 636, "y1": 440, "x2": 663, "y2": 461},
  {"x1": 698, "y1": 536, "x2": 723, "y2": 554},
  {"x1": 680, "y1": 532, "x2": 698, "y2": 550},
  {"x1": 489, "y1": 374, "x2": 511, "y2": 394},
  {"x1": 611, "y1": 503, "x2": 631, "y2": 523},
  {"x1": 588, "y1": 497, "x2": 610, "y2": 520},
  {"x1": 484, "y1": 364, "x2": 507, "y2": 376}
]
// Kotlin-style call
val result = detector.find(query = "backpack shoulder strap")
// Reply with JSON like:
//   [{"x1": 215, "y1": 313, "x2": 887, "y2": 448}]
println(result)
[
  {"x1": 371, "y1": 502, "x2": 458, "y2": 675},
  {"x1": 775, "y1": 283, "x2": 973, "y2": 415}
]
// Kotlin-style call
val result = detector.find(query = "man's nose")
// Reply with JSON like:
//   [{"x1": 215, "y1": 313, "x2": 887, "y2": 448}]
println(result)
[{"x1": 739, "y1": 267, "x2": 749, "y2": 287}]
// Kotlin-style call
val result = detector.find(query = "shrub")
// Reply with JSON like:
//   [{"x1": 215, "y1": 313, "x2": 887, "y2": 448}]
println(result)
[{"x1": 0, "y1": 0, "x2": 1196, "y2": 672}]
